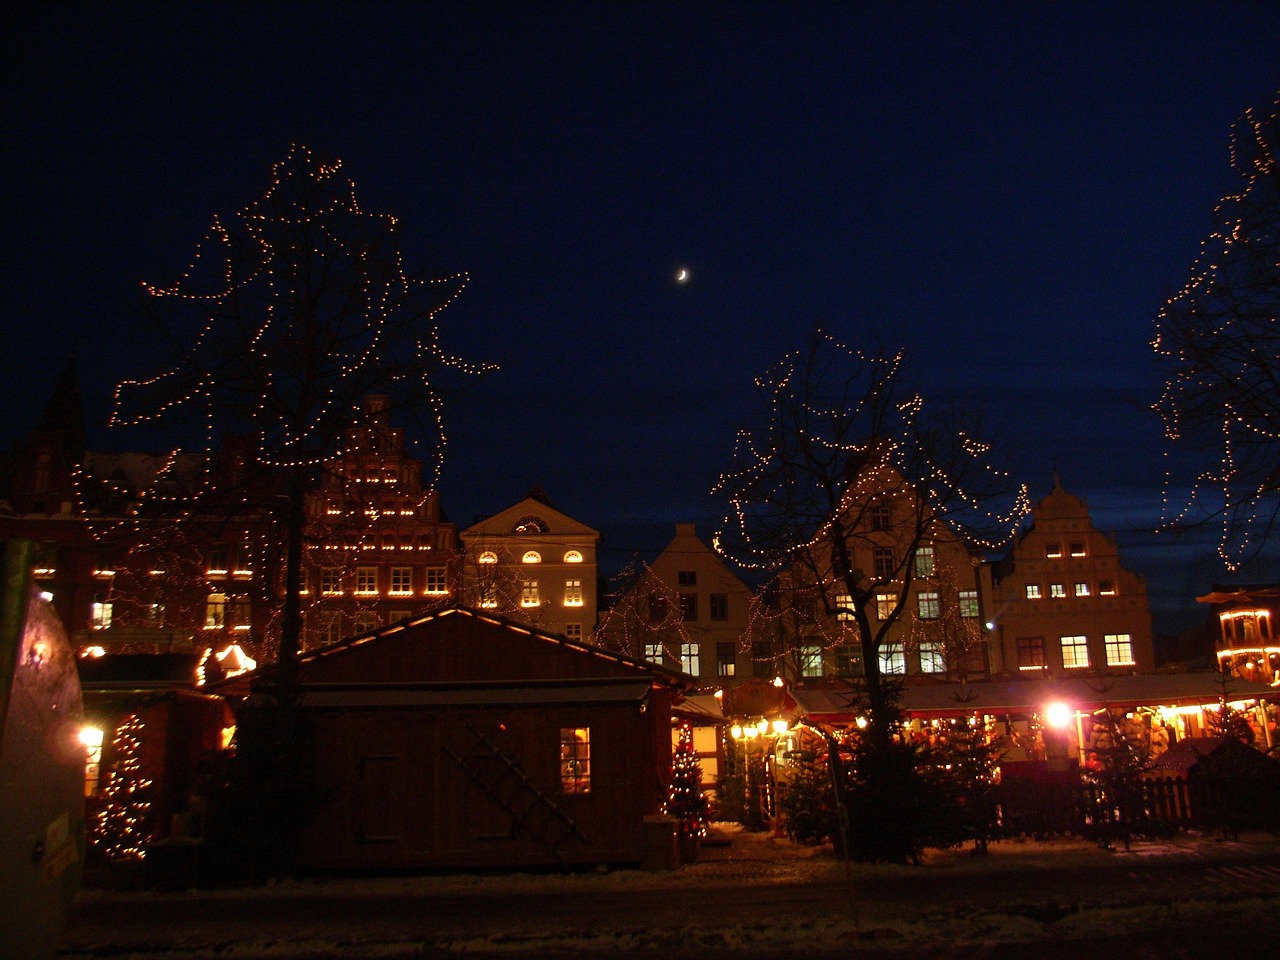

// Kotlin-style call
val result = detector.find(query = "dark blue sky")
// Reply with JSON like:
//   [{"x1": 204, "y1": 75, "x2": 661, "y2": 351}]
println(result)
[{"x1": 4, "y1": 2, "x2": 1279, "y2": 633}]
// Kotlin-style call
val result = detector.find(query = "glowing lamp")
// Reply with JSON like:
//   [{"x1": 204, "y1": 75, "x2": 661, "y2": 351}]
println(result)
[
  {"x1": 772, "y1": 719, "x2": 789, "y2": 735},
  {"x1": 730, "y1": 724, "x2": 743, "y2": 740},
  {"x1": 1044, "y1": 702, "x2": 1073, "y2": 729},
  {"x1": 78, "y1": 726, "x2": 104, "y2": 749}
]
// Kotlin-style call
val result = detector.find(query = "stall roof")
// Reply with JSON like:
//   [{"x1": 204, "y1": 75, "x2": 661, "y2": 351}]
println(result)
[{"x1": 791, "y1": 673, "x2": 1277, "y2": 723}]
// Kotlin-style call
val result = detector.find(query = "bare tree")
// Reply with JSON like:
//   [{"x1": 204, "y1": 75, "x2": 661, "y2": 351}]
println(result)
[
  {"x1": 592, "y1": 560, "x2": 690, "y2": 666},
  {"x1": 1153, "y1": 95, "x2": 1280, "y2": 569},
  {"x1": 112, "y1": 145, "x2": 494, "y2": 688},
  {"x1": 713, "y1": 330, "x2": 1027, "y2": 746}
]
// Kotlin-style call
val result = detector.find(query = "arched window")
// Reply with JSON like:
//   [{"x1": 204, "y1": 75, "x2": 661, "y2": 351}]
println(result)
[
  {"x1": 513, "y1": 515, "x2": 549, "y2": 534},
  {"x1": 478, "y1": 551, "x2": 498, "y2": 564},
  {"x1": 522, "y1": 551, "x2": 542, "y2": 564},
  {"x1": 563, "y1": 550, "x2": 583, "y2": 563}
]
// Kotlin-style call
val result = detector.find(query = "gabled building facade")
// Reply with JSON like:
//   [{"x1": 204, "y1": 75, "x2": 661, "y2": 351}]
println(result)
[
  {"x1": 988, "y1": 474, "x2": 1155, "y2": 677},
  {"x1": 459, "y1": 490, "x2": 600, "y2": 641},
  {"x1": 773, "y1": 452, "x2": 992, "y2": 685},
  {"x1": 300, "y1": 395, "x2": 460, "y2": 648},
  {"x1": 595, "y1": 523, "x2": 754, "y2": 685}
]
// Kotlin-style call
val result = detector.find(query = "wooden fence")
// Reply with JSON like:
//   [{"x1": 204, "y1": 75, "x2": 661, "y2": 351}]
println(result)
[{"x1": 991, "y1": 773, "x2": 1280, "y2": 848}]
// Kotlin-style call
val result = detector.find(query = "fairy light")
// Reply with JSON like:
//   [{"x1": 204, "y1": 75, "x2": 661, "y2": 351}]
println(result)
[
  {"x1": 1152, "y1": 95, "x2": 1280, "y2": 571},
  {"x1": 711, "y1": 329, "x2": 1028, "y2": 711},
  {"x1": 97, "y1": 144, "x2": 494, "y2": 663}
]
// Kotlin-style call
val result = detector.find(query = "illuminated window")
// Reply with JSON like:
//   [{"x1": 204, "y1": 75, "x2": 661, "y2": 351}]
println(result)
[
  {"x1": 204, "y1": 593, "x2": 226, "y2": 629},
  {"x1": 1062, "y1": 635, "x2": 1090, "y2": 668},
  {"x1": 1070, "y1": 542, "x2": 1086, "y2": 557},
  {"x1": 1045, "y1": 543, "x2": 1062, "y2": 558},
  {"x1": 680, "y1": 641, "x2": 700, "y2": 675},
  {"x1": 514, "y1": 516, "x2": 548, "y2": 534},
  {"x1": 835, "y1": 593, "x2": 854, "y2": 620},
  {"x1": 919, "y1": 641, "x2": 945, "y2": 674},
  {"x1": 563, "y1": 550, "x2": 583, "y2": 563},
  {"x1": 522, "y1": 551, "x2": 542, "y2": 564},
  {"x1": 869, "y1": 503, "x2": 891, "y2": 531},
  {"x1": 560, "y1": 728, "x2": 590, "y2": 793},
  {"x1": 874, "y1": 546, "x2": 894, "y2": 580},
  {"x1": 679, "y1": 594, "x2": 698, "y2": 621},
  {"x1": 1050, "y1": 583, "x2": 1066, "y2": 598},
  {"x1": 1104, "y1": 633, "x2": 1135, "y2": 667},
  {"x1": 390, "y1": 566, "x2": 413, "y2": 596},
  {"x1": 644, "y1": 642, "x2": 664, "y2": 663},
  {"x1": 958, "y1": 590, "x2": 979, "y2": 618},
  {"x1": 917, "y1": 591, "x2": 940, "y2": 620},
  {"x1": 1074, "y1": 582, "x2": 1090, "y2": 597},
  {"x1": 879, "y1": 643, "x2": 906, "y2": 675},
  {"x1": 478, "y1": 551, "x2": 498, "y2": 564},
  {"x1": 91, "y1": 594, "x2": 113, "y2": 631},
  {"x1": 321, "y1": 567, "x2": 343, "y2": 596},
  {"x1": 478, "y1": 584, "x2": 498, "y2": 608},
  {"x1": 717, "y1": 642, "x2": 736, "y2": 677},
  {"x1": 1099, "y1": 580, "x2": 1116, "y2": 596},
  {"x1": 710, "y1": 593, "x2": 728, "y2": 621},
  {"x1": 564, "y1": 579, "x2": 583, "y2": 606},
  {"x1": 914, "y1": 545, "x2": 935, "y2": 578},
  {"x1": 1017, "y1": 636, "x2": 1046, "y2": 670},
  {"x1": 876, "y1": 592, "x2": 895, "y2": 620},
  {"x1": 1026, "y1": 584, "x2": 1042, "y2": 600},
  {"x1": 521, "y1": 579, "x2": 539, "y2": 607},
  {"x1": 356, "y1": 566, "x2": 378, "y2": 595},
  {"x1": 564, "y1": 622, "x2": 582, "y2": 641},
  {"x1": 425, "y1": 566, "x2": 447, "y2": 595},
  {"x1": 678, "y1": 571, "x2": 697, "y2": 586},
  {"x1": 800, "y1": 644, "x2": 824, "y2": 678}
]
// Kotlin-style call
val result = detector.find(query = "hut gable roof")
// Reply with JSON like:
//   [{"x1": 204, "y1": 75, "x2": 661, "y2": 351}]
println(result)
[{"x1": 296, "y1": 605, "x2": 686, "y2": 688}]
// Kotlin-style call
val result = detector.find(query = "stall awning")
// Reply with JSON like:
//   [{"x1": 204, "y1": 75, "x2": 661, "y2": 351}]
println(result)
[{"x1": 791, "y1": 673, "x2": 1276, "y2": 723}]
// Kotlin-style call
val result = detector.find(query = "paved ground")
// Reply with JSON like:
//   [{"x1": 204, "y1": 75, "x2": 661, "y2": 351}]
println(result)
[{"x1": 59, "y1": 828, "x2": 1280, "y2": 959}]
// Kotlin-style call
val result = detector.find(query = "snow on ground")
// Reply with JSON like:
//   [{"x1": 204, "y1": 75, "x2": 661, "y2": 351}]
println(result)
[{"x1": 64, "y1": 826, "x2": 1280, "y2": 958}]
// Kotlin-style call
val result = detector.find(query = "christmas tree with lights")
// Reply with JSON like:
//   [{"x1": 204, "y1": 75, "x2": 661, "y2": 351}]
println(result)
[
  {"x1": 91, "y1": 714, "x2": 154, "y2": 862},
  {"x1": 664, "y1": 722, "x2": 708, "y2": 842}
]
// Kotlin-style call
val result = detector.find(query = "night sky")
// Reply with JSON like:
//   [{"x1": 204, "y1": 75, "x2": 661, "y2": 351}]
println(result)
[{"x1": 4, "y1": 2, "x2": 1279, "y2": 635}]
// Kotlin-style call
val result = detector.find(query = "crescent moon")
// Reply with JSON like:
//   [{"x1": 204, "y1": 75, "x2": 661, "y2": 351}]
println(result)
[{"x1": 676, "y1": 268, "x2": 689, "y2": 282}]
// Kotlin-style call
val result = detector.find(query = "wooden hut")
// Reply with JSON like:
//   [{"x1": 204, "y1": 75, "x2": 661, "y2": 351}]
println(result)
[{"x1": 287, "y1": 606, "x2": 688, "y2": 871}]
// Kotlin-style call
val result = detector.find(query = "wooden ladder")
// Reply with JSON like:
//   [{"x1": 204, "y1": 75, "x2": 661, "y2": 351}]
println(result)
[{"x1": 442, "y1": 723, "x2": 587, "y2": 862}]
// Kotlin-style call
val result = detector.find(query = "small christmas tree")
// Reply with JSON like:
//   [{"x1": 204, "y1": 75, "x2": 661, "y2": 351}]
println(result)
[
  {"x1": 92, "y1": 714, "x2": 154, "y2": 861},
  {"x1": 664, "y1": 722, "x2": 708, "y2": 840}
]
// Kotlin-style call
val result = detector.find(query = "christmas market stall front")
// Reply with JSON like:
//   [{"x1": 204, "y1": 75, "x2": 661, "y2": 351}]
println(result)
[
  {"x1": 788, "y1": 674, "x2": 1277, "y2": 765},
  {"x1": 282, "y1": 606, "x2": 688, "y2": 872}
]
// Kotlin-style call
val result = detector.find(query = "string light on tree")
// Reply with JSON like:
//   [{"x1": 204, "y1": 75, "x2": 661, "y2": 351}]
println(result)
[{"x1": 1152, "y1": 94, "x2": 1280, "y2": 571}]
